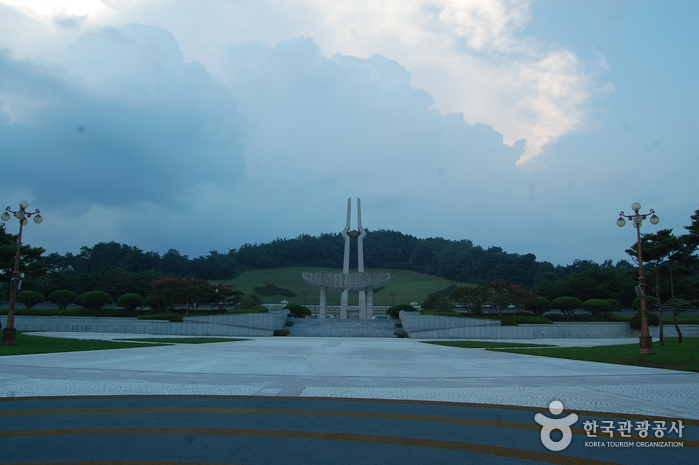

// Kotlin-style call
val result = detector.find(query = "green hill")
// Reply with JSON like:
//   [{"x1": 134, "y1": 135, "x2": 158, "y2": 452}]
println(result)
[{"x1": 214, "y1": 267, "x2": 472, "y2": 307}]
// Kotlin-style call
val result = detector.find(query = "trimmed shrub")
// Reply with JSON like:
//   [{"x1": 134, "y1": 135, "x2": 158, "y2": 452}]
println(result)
[
  {"x1": 631, "y1": 296, "x2": 658, "y2": 312},
  {"x1": 15, "y1": 290, "x2": 44, "y2": 309},
  {"x1": 117, "y1": 293, "x2": 144, "y2": 312},
  {"x1": 582, "y1": 299, "x2": 611, "y2": 316},
  {"x1": 48, "y1": 290, "x2": 76, "y2": 310},
  {"x1": 605, "y1": 299, "x2": 622, "y2": 313},
  {"x1": 74, "y1": 291, "x2": 112, "y2": 311},
  {"x1": 524, "y1": 296, "x2": 552, "y2": 315},
  {"x1": 273, "y1": 328, "x2": 290, "y2": 336},
  {"x1": 283, "y1": 303, "x2": 312, "y2": 317},
  {"x1": 386, "y1": 303, "x2": 417, "y2": 318},
  {"x1": 551, "y1": 296, "x2": 583, "y2": 315},
  {"x1": 629, "y1": 311, "x2": 660, "y2": 330}
]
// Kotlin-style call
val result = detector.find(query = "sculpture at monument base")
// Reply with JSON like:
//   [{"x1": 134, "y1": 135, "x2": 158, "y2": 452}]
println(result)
[{"x1": 302, "y1": 198, "x2": 390, "y2": 319}]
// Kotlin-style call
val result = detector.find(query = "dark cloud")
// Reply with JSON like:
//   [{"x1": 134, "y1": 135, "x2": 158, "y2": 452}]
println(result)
[
  {"x1": 219, "y1": 37, "x2": 521, "y2": 187},
  {"x1": 53, "y1": 14, "x2": 87, "y2": 30},
  {"x1": 2, "y1": 29, "x2": 535, "y2": 262},
  {"x1": 0, "y1": 24, "x2": 246, "y2": 209}
]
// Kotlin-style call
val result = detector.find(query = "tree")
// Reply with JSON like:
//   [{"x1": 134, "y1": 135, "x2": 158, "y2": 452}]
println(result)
[
  {"x1": 535, "y1": 260, "x2": 637, "y2": 305},
  {"x1": 72, "y1": 241, "x2": 159, "y2": 274},
  {"x1": 627, "y1": 229, "x2": 680, "y2": 344},
  {"x1": 117, "y1": 293, "x2": 144, "y2": 312},
  {"x1": 146, "y1": 277, "x2": 186, "y2": 312},
  {"x1": 0, "y1": 224, "x2": 46, "y2": 282},
  {"x1": 75, "y1": 290, "x2": 112, "y2": 311},
  {"x1": 240, "y1": 293, "x2": 263, "y2": 309},
  {"x1": 48, "y1": 290, "x2": 76, "y2": 310},
  {"x1": 664, "y1": 298, "x2": 691, "y2": 343},
  {"x1": 682, "y1": 207, "x2": 699, "y2": 256},
  {"x1": 480, "y1": 279, "x2": 528, "y2": 319},
  {"x1": 421, "y1": 293, "x2": 451, "y2": 312},
  {"x1": 450, "y1": 286, "x2": 489, "y2": 315},
  {"x1": 551, "y1": 296, "x2": 583, "y2": 315},
  {"x1": 211, "y1": 284, "x2": 243, "y2": 311},
  {"x1": 15, "y1": 290, "x2": 44, "y2": 309}
]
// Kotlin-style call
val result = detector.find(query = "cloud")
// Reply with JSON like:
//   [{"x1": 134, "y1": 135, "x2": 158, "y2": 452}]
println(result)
[
  {"x1": 275, "y1": 0, "x2": 597, "y2": 164},
  {"x1": 1, "y1": 0, "x2": 598, "y2": 166},
  {"x1": 53, "y1": 13, "x2": 87, "y2": 30},
  {"x1": 0, "y1": 23, "x2": 246, "y2": 209},
  {"x1": 2, "y1": 25, "x2": 532, "y2": 257},
  {"x1": 219, "y1": 37, "x2": 521, "y2": 184}
]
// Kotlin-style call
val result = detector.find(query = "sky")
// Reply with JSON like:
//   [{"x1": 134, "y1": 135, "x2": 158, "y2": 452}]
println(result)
[{"x1": 0, "y1": 0, "x2": 697, "y2": 266}]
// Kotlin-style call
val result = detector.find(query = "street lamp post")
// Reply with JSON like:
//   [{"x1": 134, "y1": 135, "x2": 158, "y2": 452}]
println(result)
[
  {"x1": 1, "y1": 201, "x2": 43, "y2": 345},
  {"x1": 617, "y1": 202, "x2": 659, "y2": 354}
]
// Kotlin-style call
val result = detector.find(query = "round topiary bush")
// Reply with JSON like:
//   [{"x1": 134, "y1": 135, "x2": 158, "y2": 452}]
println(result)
[
  {"x1": 605, "y1": 299, "x2": 622, "y2": 313},
  {"x1": 15, "y1": 290, "x2": 44, "y2": 309},
  {"x1": 582, "y1": 299, "x2": 611, "y2": 316},
  {"x1": 283, "y1": 303, "x2": 312, "y2": 317},
  {"x1": 48, "y1": 290, "x2": 76, "y2": 310},
  {"x1": 524, "y1": 296, "x2": 552, "y2": 315},
  {"x1": 75, "y1": 291, "x2": 112, "y2": 311},
  {"x1": 117, "y1": 293, "x2": 144, "y2": 312},
  {"x1": 631, "y1": 296, "x2": 658, "y2": 312},
  {"x1": 386, "y1": 303, "x2": 417, "y2": 318},
  {"x1": 551, "y1": 296, "x2": 583, "y2": 315}
]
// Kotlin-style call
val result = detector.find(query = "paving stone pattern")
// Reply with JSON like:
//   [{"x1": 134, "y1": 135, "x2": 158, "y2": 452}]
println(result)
[{"x1": 288, "y1": 318, "x2": 398, "y2": 337}]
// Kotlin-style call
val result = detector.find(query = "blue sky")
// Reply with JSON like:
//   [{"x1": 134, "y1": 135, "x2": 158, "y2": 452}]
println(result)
[{"x1": 0, "y1": 0, "x2": 697, "y2": 266}]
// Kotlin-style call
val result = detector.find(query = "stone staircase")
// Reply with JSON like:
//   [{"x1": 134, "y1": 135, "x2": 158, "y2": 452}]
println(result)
[{"x1": 287, "y1": 318, "x2": 399, "y2": 337}]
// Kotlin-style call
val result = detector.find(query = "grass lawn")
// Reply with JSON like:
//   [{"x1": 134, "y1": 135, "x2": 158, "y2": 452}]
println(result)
[
  {"x1": 214, "y1": 267, "x2": 471, "y2": 307},
  {"x1": 0, "y1": 331, "x2": 167, "y2": 356},
  {"x1": 490, "y1": 337, "x2": 699, "y2": 372},
  {"x1": 116, "y1": 337, "x2": 246, "y2": 344},
  {"x1": 424, "y1": 341, "x2": 556, "y2": 349}
]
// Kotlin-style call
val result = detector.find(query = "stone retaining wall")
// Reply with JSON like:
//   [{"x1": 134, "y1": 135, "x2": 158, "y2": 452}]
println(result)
[
  {"x1": 11, "y1": 310, "x2": 289, "y2": 337},
  {"x1": 399, "y1": 311, "x2": 699, "y2": 339}
]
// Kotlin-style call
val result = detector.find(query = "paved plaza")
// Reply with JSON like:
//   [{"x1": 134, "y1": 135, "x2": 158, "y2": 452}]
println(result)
[{"x1": 0, "y1": 333, "x2": 696, "y2": 464}]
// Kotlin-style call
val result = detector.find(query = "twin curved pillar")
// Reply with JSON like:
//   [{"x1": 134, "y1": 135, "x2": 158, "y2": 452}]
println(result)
[{"x1": 302, "y1": 198, "x2": 390, "y2": 319}]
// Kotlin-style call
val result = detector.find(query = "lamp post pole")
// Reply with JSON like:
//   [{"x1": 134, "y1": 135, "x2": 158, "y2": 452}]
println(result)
[
  {"x1": 617, "y1": 203, "x2": 659, "y2": 354},
  {"x1": 1, "y1": 201, "x2": 43, "y2": 345}
]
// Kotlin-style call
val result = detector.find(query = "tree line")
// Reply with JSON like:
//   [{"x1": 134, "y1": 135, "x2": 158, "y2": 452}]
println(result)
[{"x1": 1, "y1": 207, "x2": 697, "y2": 307}]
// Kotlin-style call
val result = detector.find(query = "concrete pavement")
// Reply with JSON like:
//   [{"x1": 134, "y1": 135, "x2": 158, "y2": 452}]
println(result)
[
  {"x1": 0, "y1": 333, "x2": 696, "y2": 420},
  {"x1": 0, "y1": 333, "x2": 696, "y2": 464}
]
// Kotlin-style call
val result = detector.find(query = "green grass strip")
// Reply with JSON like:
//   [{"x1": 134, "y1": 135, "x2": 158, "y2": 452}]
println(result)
[
  {"x1": 0, "y1": 332, "x2": 166, "y2": 356},
  {"x1": 489, "y1": 337, "x2": 699, "y2": 372},
  {"x1": 424, "y1": 341, "x2": 556, "y2": 349}
]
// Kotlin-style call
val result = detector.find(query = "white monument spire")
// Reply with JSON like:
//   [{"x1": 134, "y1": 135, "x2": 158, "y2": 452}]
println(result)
[{"x1": 302, "y1": 198, "x2": 390, "y2": 319}]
